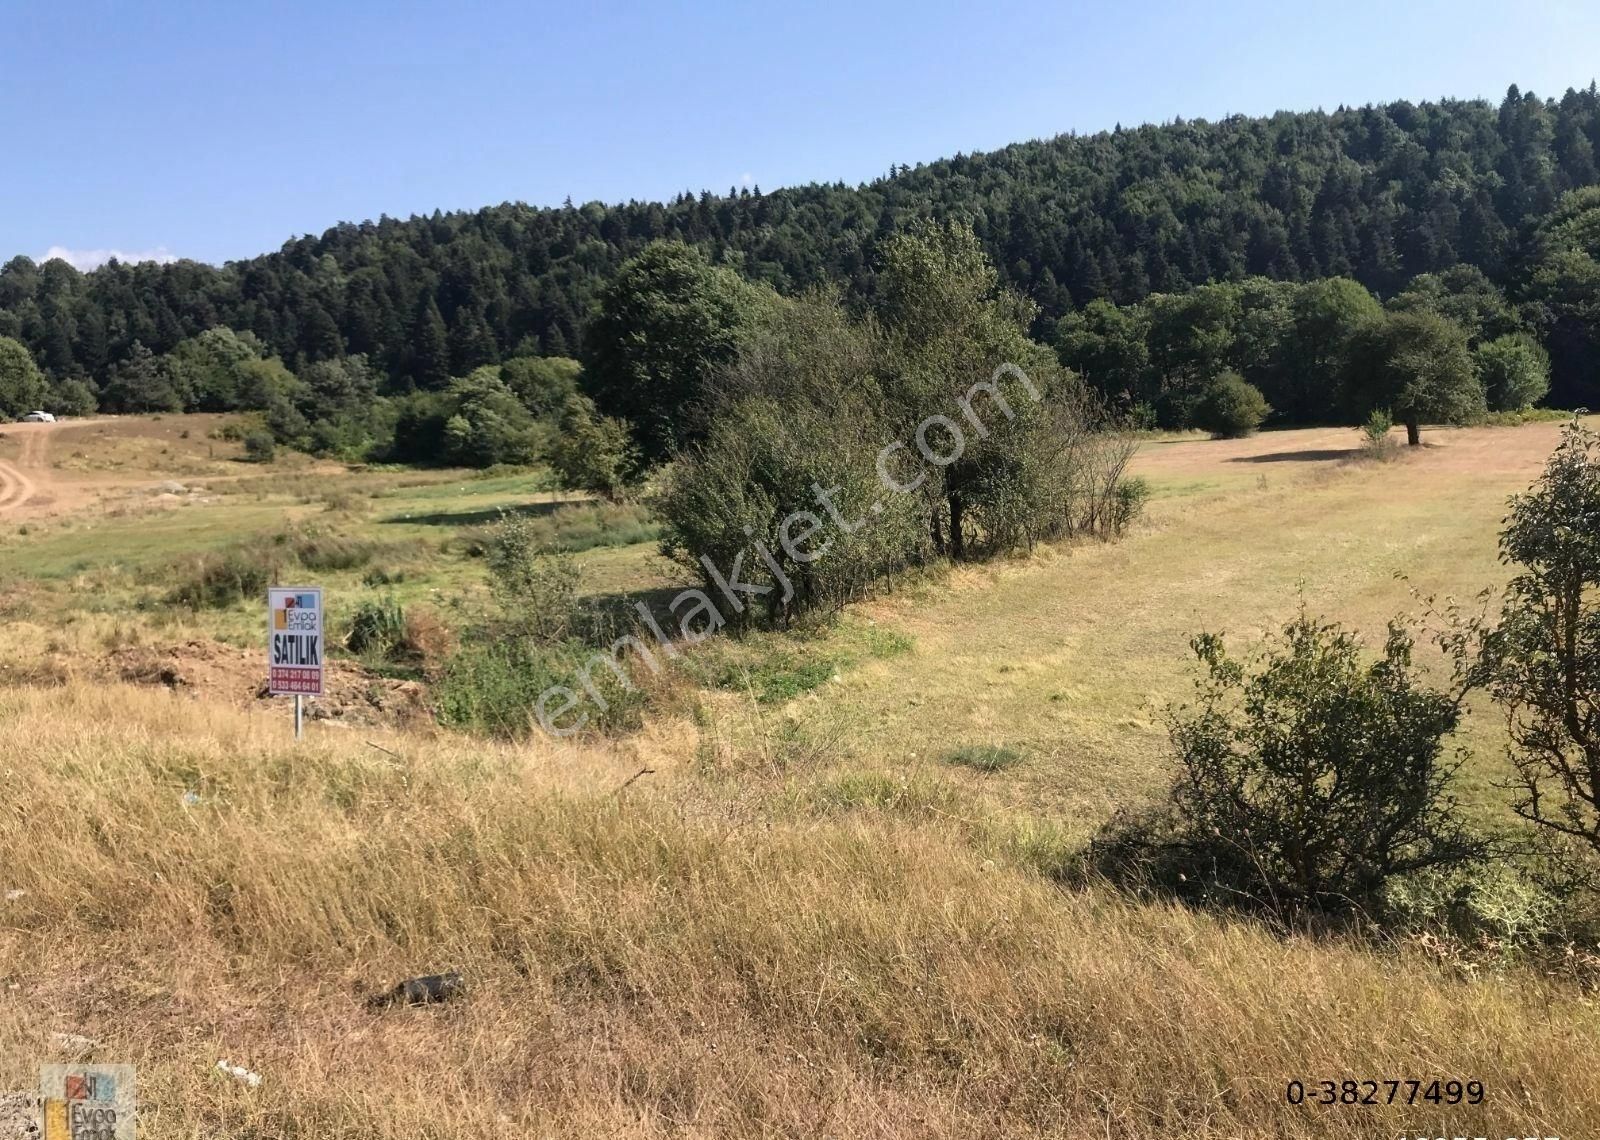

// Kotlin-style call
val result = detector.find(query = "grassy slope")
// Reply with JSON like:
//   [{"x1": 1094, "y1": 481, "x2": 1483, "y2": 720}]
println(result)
[
  {"x1": 784, "y1": 421, "x2": 1587, "y2": 832},
  {"x1": 1, "y1": 685, "x2": 1596, "y2": 1139},
  {"x1": 2, "y1": 416, "x2": 1599, "y2": 1136}
]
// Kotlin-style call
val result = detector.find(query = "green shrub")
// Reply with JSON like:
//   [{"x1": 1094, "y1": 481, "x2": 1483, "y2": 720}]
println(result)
[
  {"x1": 1193, "y1": 372, "x2": 1271, "y2": 438},
  {"x1": 485, "y1": 513, "x2": 581, "y2": 642},
  {"x1": 548, "y1": 394, "x2": 637, "y2": 501},
  {"x1": 1111, "y1": 476, "x2": 1150, "y2": 534},
  {"x1": 1097, "y1": 610, "x2": 1484, "y2": 917},
  {"x1": 1482, "y1": 420, "x2": 1600, "y2": 861},
  {"x1": 347, "y1": 596, "x2": 407, "y2": 657},
  {"x1": 1358, "y1": 409, "x2": 1400, "y2": 461},
  {"x1": 169, "y1": 547, "x2": 276, "y2": 608},
  {"x1": 1382, "y1": 861, "x2": 1563, "y2": 954},
  {"x1": 242, "y1": 430, "x2": 276, "y2": 463},
  {"x1": 436, "y1": 639, "x2": 643, "y2": 738}
]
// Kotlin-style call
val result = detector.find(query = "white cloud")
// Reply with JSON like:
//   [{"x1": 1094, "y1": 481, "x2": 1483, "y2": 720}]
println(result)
[{"x1": 39, "y1": 245, "x2": 179, "y2": 272}]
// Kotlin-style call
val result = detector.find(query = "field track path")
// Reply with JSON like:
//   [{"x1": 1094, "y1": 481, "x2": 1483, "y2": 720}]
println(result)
[{"x1": 0, "y1": 421, "x2": 57, "y2": 517}]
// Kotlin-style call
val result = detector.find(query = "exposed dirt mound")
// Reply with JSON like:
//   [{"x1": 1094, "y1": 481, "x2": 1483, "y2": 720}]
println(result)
[{"x1": 107, "y1": 638, "x2": 432, "y2": 728}]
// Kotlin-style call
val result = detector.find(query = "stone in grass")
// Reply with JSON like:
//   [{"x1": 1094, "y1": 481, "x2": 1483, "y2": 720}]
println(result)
[{"x1": 366, "y1": 971, "x2": 466, "y2": 1010}]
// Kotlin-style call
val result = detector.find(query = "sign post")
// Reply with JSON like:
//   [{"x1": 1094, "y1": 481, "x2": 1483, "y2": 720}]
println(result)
[{"x1": 268, "y1": 586, "x2": 323, "y2": 739}]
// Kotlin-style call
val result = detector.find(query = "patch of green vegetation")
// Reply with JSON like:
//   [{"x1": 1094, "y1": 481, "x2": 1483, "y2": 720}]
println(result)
[
  {"x1": 694, "y1": 618, "x2": 915, "y2": 704},
  {"x1": 807, "y1": 771, "x2": 959, "y2": 816},
  {"x1": 943, "y1": 744, "x2": 1024, "y2": 772},
  {"x1": 717, "y1": 655, "x2": 836, "y2": 703}
]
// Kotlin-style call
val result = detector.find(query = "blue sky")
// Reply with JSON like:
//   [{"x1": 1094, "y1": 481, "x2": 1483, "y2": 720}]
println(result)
[{"x1": 4, "y1": 0, "x2": 1599, "y2": 268}]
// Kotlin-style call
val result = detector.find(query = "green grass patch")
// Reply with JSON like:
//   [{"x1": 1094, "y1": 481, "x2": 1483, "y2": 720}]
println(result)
[
  {"x1": 943, "y1": 744, "x2": 1024, "y2": 772},
  {"x1": 694, "y1": 618, "x2": 915, "y2": 704},
  {"x1": 807, "y1": 770, "x2": 960, "y2": 816},
  {"x1": 717, "y1": 655, "x2": 837, "y2": 703}
]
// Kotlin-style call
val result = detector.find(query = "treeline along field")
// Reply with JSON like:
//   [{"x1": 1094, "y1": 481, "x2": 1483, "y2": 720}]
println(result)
[{"x1": 5, "y1": 85, "x2": 1600, "y2": 441}]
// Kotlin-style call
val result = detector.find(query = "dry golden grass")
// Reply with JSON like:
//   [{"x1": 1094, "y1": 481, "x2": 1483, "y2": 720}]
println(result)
[
  {"x1": 4, "y1": 416, "x2": 1600, "y2": 1136},
  {"x1": 1, "y1": 684, "x2": 1597, "y2": 1138},
  {"x1": 800, "y1": 417, "x2": 1598, "y2": 829}
]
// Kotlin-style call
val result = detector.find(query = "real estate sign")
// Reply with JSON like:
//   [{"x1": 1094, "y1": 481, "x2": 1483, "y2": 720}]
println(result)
[{"x1": 268, "y1": 586, "x2": 324, "y2": 696}]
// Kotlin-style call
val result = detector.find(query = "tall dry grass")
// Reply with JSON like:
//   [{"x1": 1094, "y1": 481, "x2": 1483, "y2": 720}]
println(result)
[{"x1": 0, "y1": 683, "x2": 1596, "y2": 1138}]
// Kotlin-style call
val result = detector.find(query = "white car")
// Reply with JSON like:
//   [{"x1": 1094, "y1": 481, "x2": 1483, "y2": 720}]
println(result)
[{"x1": 21, "y1": 411, "x2": 55, "y2": 423}]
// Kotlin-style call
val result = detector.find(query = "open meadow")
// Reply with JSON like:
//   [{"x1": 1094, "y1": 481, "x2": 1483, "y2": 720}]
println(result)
[{"x1": 0, "y1": 412, "x2": 1595, "y2": 1137}]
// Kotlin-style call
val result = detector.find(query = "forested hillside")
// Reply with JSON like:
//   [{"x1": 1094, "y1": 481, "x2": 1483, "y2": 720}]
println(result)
[{"x1": 5, "y1": 83, "x2": 1600, "y2": 421}]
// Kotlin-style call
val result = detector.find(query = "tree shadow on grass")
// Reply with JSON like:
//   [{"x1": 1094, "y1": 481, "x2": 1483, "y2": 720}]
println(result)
[{"x1": 1228, "y1": 448, "x2": 1357, "y2": 464}]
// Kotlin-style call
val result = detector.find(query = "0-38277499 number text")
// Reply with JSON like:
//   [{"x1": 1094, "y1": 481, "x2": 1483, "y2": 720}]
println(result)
[
  {"x1": 1284, "y1": 1081, "x2": 1559, "y2": 1140},
  {"x1": 1286, "y1": 1079, "x2": 1483, "y2": 1107}
]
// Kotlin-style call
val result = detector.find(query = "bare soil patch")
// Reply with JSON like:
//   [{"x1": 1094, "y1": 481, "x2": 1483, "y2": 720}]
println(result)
[{"x1": 106, "y1": 638, "x2": 433, "y2": 729}]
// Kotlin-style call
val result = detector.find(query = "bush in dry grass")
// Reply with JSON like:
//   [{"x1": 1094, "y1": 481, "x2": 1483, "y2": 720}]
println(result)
[
  {"x1": 346, "y1": 596, "x2": 407, "y2": 657},
  {"x1": 242, "y1": 429, "x2": 276, "y2": 463},
  {"x1": 1098, "y1": 610, "x2": 1484, "y2": 918},
  {"x1": 168, "y1": 546, "x2": 277, "y2": 608},
  {"x1": 1193, "y1": 371, "x2": 1271, "y2": 438},
  {"x1": 484, "y1": 512, "x2": 581, "y2": 644},
  {"x1": 1357, "y1": 408, "x2": 1400, "y2": 461}
]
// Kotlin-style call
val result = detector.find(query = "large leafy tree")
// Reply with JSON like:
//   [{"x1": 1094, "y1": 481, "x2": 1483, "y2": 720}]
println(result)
[
  {"x1": 1054, "y1": 298, "x2": 1150, "y2": 412},
  {"x1": 1476, "y1": 333, "x2": 1551, "y2": 412},
  {"x1": 0, "y1": 336, "x2": 47, "y2": 417},
  {"x1": 582, "y1": 242, "x2": 769, "y2": 461},
  {"x1": 1528, "y1": 187, "x2": 1600, "y2": 410},
  {"x1": 875, "y1": 221, "x2": 1065, "y2": 560},
  {"x1": 1278, "y1": 277, "x2": 1382, "y2": 423},
  {"x1": 1350, "y1": 311, "x2": 1484, "y2": 445}
]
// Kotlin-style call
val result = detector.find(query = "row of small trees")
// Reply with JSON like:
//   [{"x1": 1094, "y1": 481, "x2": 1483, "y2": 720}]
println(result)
[
  {"x1": 1056, "y1": 270, "x2": 1553, "y2": 443},
  {"x1": 650, "y1": 224, "x2": 1143, "y2": 624}
]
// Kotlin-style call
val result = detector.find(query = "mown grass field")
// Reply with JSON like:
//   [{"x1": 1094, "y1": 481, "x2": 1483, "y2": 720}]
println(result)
[{"x1": 0, "y1": 412, "x2": 1596, "y2": 1138}]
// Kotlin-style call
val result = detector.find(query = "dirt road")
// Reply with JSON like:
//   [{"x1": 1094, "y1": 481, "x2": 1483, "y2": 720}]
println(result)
[
  {"x1": 0, "y1": 427, "x2": 41, "y2": 516},
  {"x1": 0, "y1": 418, "x2": 100, "y2": 518}
]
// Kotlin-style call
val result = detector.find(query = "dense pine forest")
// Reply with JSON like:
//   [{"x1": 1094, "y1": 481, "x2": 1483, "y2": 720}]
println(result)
[{"x1": 3, "y1": 84, "x2": 1600, "y2": 440}]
